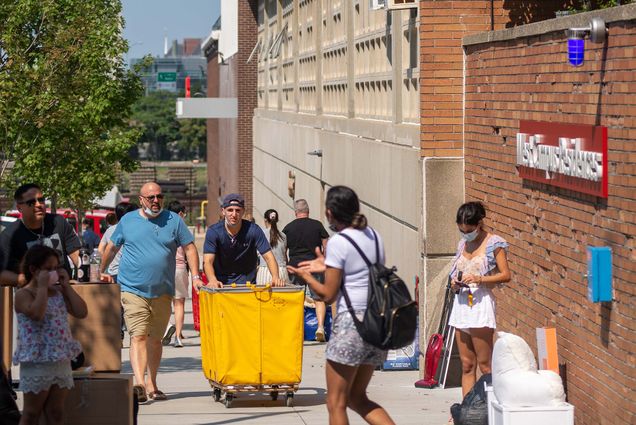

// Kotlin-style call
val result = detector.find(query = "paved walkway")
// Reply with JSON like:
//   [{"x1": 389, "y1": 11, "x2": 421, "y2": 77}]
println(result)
[{"x1": 123, "y1": 303, "x2": 461, "y2": 425}]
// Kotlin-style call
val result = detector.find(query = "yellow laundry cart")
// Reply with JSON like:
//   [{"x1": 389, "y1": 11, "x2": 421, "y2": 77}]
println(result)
[{"x1": 199, "y1": 284, "x2": 304, "y2": 407}]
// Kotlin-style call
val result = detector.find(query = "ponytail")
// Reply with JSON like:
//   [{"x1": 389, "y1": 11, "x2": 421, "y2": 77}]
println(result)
[
  {"x1": 264, "y1": 209, "x2": 283, "y2": 248},
  {"x1": 351, "y1": 212, "x2": 367, "y2": 230}
]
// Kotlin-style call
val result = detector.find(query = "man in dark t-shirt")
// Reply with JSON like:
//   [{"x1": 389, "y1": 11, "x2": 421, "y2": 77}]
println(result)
[
  {"x1": 203, "y1": 193, "x2": 284, "y2": 287},
  {"x1": 0, "y1": 183, "x2": 81, "y2": 283},
  {"x1": 282, "y1": 199, "x2": 329, "y2": 341}
]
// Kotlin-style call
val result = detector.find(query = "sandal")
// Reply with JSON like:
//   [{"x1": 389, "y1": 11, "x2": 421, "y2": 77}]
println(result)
[
  {"x1": 133, "y1": 385, "x2": 148, "y2": 403},
  {"x1": 148, "y1": 390, "x2": 168, "y2": 401}
]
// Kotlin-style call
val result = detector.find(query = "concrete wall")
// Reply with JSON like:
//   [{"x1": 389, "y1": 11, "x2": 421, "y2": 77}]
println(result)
[
  {"x1": 463, "y1": 5, "x2": 636, "y2": 425},
  {"x1": 253, "y1": 110, "x2": 422, "y2": 285}
]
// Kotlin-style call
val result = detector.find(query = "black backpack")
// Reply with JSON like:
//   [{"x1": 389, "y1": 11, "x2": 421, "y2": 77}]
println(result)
[{"x1": 339, "y1": 229, "x2": 418, "y2": 350}]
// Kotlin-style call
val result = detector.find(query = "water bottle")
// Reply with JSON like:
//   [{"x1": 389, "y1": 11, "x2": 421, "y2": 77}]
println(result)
[
  {"x1": 78, "y1": 246, "x2": 90, "y2": 283},
  {"x1": 89, "y1": 248, "x2": 101, "y2": 282}
]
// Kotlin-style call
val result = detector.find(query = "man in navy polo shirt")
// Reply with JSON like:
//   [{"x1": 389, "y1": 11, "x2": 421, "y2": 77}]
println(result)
[{"x1": 203, "y1": 194, "x2": 284, "y2": 287}]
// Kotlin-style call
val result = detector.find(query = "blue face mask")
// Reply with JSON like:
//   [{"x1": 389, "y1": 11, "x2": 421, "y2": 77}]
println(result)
[{"x1": 461, "y1": 228, "x2": 479, "y2": 242}]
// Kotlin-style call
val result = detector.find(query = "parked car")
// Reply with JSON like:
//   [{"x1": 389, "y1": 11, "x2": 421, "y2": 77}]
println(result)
[{"x1": 5, "y1": 208, "x2": 113, "y2": 238}]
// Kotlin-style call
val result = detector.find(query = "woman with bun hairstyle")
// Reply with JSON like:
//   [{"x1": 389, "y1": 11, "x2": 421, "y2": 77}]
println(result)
[
  {"x1": 448, "y1": 201, "x2": 511, "y2": 397},
  {"x1": 288, "y1": 186, "x2": 395, "y2": 425},
  {"x1": 256, "y1": 209, "x2": 289, "y2": 285}
]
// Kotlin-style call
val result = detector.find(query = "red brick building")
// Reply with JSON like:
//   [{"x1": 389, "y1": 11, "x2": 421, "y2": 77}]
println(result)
[
  {"x1": 204, "y1": 0, "x2": 258, "y2": 222},
  {"x1": 421, "y1": 2, "x2": 635, "y2": 424}
]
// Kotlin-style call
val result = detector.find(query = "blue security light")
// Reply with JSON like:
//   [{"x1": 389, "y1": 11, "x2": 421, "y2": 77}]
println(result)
[{"x1": 565, "y1": 17, "x2": 607, "y2": 67}]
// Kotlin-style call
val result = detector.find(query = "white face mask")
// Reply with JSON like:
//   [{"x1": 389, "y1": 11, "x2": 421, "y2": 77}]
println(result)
[
  {"x1": 461, "y1": 228, "x2": 479, "y2": 242},
  {"x1": 144, "y1": 207, "x2": 162, "y2": 218}
]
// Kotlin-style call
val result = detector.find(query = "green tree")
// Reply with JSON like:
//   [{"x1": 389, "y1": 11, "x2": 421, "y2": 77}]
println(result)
[
  {"x1": 0, "y1": 0, "x2": 144, "y2": 210},
  {"x1": 130, "y1": 90, "x2": 207, "y2": 161}
]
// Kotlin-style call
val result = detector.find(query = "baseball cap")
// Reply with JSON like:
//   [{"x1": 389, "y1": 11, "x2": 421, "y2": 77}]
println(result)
[{"x1": 222, "y1": 193, "x2": 245, "y2": 208}]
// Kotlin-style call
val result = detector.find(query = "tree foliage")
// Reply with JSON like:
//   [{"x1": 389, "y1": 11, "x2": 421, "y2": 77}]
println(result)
[
  {"x1": 0, "y1": 0, "x2": 144, "y2": 210},
  {"x1": 130, "y1": 90, "x2": 207, "y2": 161}
]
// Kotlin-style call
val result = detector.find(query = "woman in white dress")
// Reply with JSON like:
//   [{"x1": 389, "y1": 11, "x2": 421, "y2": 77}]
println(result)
[{"x1": 448, "y1": 201, "x2": 511, "y2": 397}]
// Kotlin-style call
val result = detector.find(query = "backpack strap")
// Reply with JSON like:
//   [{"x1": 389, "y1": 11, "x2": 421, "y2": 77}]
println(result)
[{"x1": 336, "y1": 230, "x2": 378, "y2": 333}]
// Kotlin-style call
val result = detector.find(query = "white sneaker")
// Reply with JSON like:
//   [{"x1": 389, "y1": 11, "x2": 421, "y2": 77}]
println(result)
[
  {"x1": 174, "y1": 337, "x2": 183, "y2": 348},
  {"x1": 162, "y1": 324, "x2": 176, "y2": 346},
  {"x1": 315, "y1": 327, "x2": 326, "y2": 342}
]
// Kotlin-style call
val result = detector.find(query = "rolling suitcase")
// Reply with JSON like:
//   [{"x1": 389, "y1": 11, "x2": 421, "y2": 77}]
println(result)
[{"x1": 415, "y1": 275, "x2": 455, "y2": 388}]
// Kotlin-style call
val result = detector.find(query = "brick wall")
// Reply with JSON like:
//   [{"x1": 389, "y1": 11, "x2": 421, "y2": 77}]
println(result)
[
  {"x1": 419, "y1": 0, "x2": 575, "y2": 157},
  {"x1": 463, "y1": 9, "x2": 636, "y2": 425},
  {"x1": 212, "y1": 0, "x2": 258, "y2": 216},
  {"x1": 206, "y1": 49, "x2": 220, "y2": 224},
  {"x1": 237, "y1": 0, "x2": 258, "y2": 213}
]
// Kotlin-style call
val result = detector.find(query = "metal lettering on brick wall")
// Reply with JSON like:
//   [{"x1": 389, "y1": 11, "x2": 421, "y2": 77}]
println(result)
[{"x1": 516, "y1": 120, "x2": 608, "y2": 198}]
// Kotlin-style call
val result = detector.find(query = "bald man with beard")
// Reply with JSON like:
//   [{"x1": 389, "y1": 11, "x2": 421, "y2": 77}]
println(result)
[{"x1": 100, "y1": 182, "x2": 203, "y2": 402}]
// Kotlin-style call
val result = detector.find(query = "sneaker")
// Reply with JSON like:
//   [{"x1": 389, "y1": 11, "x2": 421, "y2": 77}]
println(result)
[
  {"x1": 174, "y1": 337, "x2": 183, "y2": 348},
  {"x1": 315, "y1": 327, "x2": 326, "y2": 342},
  {"x1": 162, "y1": 324, "x2": 176, "y2": 346}
]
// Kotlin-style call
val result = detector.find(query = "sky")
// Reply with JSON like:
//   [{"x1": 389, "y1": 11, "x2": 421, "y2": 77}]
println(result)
[{"x1": 121, "y1": 0, "x2": 220, "y2": 61}]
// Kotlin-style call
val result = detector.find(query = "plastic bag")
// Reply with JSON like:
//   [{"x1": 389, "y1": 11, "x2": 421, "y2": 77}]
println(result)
[
  {"x1": 450, "y1": 374, "x2": 491, "y2": 425},
  {"x1": 304, "y1": 306, "x2": 332, "y2": 341}
]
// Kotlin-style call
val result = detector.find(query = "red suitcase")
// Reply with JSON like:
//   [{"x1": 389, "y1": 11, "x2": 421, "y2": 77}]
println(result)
[{"x1": 191, "y1": 271, "x2": 206, "y2": 332}]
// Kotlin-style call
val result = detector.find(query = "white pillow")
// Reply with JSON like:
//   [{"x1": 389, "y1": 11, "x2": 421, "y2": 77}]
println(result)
[
  {"x1": 492, "y1": 331, "x2": 537, "y2": 376},
  {"x1": 494, "y1": 370, "x2": 566, "y2": 407},
  {"x1": 492, "y1": 332, "x2": 566, "y2": 407}
]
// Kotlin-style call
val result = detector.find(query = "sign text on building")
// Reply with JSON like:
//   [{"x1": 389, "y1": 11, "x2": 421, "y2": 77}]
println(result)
[{"x1": 516, "y1": 120, "x2": 608, "y2": 198}]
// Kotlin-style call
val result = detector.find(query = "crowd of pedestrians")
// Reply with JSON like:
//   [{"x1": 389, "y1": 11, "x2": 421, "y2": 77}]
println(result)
[{"x1": 0, "y1": 180, "x2": 510, "y2": 425}]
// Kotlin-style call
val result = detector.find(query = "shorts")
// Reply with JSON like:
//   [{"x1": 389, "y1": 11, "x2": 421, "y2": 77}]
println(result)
[
  {"x1": 325, "y1": 310, "x2": 387, "y2": 367},
  {"x1": 256, "y1": 265, "x2": 289, "y2": 285},
  {"x1": 19, "y1": 360, "x2": 73, "y2": 394},
  {"x1": 174, "y1": 268, "x2": 190, "y2": 299},
  {"x1": 121, "y1": 292, "x2": 172, "y2": 338},
  {"x1": 290, "y1": 272, "x2": 324, "y2": 300}
]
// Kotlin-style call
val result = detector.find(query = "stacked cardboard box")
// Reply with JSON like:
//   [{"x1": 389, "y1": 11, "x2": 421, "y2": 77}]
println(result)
[{"x1": 58, "y1": 284, "x2": 131, "y2": 423}]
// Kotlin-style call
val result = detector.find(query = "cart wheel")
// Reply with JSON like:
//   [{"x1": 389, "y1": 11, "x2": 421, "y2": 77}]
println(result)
[
  {"x1": 224, "y1": 394, "x2": 233, "y2": 408},
  {"x1": 213, "y1": 388, "x2": 221, "y2": 402},
  {"x1": 270, "y1": 391, "x2": 278, "y2": 401},
  {"x1": 284, "y1": 392, "x2": 294, "y2": 407}
]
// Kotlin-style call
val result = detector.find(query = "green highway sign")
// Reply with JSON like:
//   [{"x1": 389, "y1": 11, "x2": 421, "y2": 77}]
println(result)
[{"x1": 157, "y1": 72, "x2": 177, "y2": 82}]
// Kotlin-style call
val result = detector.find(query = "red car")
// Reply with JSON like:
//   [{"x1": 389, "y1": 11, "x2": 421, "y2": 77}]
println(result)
[{"x1": 6, "y1": 208, "x2": 113, "y2": 238}]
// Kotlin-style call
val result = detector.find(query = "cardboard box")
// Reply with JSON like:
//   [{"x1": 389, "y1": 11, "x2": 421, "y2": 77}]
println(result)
[
  {"x1": 68, "y1": 283, "x2": 122, "y2": 372},
  {"x1": 491, "y1": 399, "x2": 574, "y2": 425},
  {"x1": 536, "y1": 327, "x2": 559, "y2": 374},
  {"x1": 66, "y1": 373, "x2": 133, "y2": 425}
]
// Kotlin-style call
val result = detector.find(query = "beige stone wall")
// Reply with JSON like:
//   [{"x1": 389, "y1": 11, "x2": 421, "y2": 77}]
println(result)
[{"x1": 253, "y1": 110, "x2": 421, "y2": 286}]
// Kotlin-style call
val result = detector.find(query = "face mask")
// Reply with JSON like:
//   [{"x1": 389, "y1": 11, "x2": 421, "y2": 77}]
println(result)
[
  {"x1": 461, "y1": 228, "x2": 479, "y2": 242},
  {"x1": 144, "y1": 207, "x2": 162, "y2": 218}
]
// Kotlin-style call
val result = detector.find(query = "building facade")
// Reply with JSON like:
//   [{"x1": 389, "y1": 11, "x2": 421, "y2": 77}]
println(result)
[
  {"x1": 131, "y1": 38, "x2": 207, "y2": 94},
  {"x1": 462, "y1": 6, "x2": 636, "y2": 424},
  {"x1": 253, "y1": 0, "x2": 423, "y2": 293},
  {"x1": 204, "y1": 0, "x2": 258, "y2": 218}
]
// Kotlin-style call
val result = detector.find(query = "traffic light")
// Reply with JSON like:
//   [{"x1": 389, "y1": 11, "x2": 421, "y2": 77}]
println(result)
[{"x1": 185, "y1": 75, "x2": 191, "y2": 98}]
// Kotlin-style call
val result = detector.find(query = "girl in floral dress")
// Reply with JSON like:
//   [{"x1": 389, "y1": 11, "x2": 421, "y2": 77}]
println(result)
[
  {"x1": 448, "y1": 202, "x2": 511, "y2": 397},
  {"x1": 13, "y1": 245, "x2": 87, "y2": 425}
]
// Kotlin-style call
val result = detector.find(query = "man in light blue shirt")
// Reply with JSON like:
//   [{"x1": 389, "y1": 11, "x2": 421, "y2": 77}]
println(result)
[{"x1": 100, "y1": 182, "x2": 203, "y2": 402}]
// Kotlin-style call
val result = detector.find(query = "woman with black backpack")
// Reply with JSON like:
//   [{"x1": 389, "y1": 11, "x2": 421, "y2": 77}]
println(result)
[{"x1": 288, "y1": 186, "x2": 395, "y2": 425}]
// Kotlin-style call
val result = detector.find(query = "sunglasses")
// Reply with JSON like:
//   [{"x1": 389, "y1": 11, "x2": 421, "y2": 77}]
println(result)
[
  {"x1": 18, "y1": 197, "x2": 46, "y2": 207},
  {"x1": 140, "y1": 194, "x2": 164, "y2": 201}
]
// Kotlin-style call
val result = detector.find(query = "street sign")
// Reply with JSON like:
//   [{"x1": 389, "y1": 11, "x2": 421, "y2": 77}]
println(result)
[{"x1": 157, "y1": 72, "x2": 177, "y2": 82}]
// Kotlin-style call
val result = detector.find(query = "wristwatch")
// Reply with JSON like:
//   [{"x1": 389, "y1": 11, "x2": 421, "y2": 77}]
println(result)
[{"x1": 192, "y1": 275, "x2": 202, "y2": 280}]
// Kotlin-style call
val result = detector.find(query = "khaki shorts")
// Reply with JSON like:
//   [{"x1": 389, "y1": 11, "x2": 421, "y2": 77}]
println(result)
[{"x1": 121, "y1": 292, "x2": 172, "y2": 338}]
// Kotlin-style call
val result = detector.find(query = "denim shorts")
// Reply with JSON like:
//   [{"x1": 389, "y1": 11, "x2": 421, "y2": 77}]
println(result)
[
  {"x1": 290, "y1": 273, "x2": 324, "y2": 300},
  {"x1": 325, "y1": 310, "x2": 387, "y2": 367}
]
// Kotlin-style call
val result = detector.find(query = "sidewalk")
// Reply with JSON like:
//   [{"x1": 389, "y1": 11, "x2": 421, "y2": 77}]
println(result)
[{"x1": 125, "y1": 302, "x2": 461, "y2": 425}]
